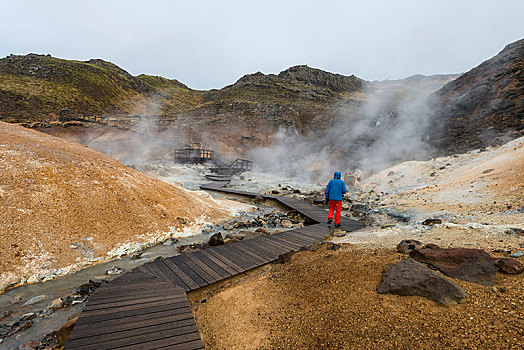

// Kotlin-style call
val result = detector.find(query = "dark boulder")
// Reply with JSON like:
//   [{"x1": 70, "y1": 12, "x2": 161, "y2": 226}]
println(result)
[
  {"x1": 56, "y1": 316, "x2": 78, "y2": 345},
  {"x1": 396, "y1": 239, "x2": 422, "y2": 254},
  {"x1": 422, "y1": 218, "x2": 442, "y2": 226},
  {"x1": 207, "y1": 232, "x2": 224, "y2": 246},
  {"x1": 495, "y1": 258, "x2": 524, "y2": 275},
  {"x1": 410, "y1": 247, "x2": 497, "y2": 286},
  {"x1": 377, "y1": 258, "x2": 467, "y2": 305}
]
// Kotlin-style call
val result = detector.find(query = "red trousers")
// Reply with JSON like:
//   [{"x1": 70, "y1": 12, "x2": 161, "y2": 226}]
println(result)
[{"x1": 328, "y1": 200, "x2": 342, "y2": 224}]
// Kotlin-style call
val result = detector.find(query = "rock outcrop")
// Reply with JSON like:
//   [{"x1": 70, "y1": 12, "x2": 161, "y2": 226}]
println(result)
[
  {"x1": 409, "y1": 247, "x2": 497, "y2": 286},
  {"x1": 377, "y1": 258, "x2": 467, "y2": 305},
  {"x1": 428, "y1": 38, "x2": 524, "y2": 155}
]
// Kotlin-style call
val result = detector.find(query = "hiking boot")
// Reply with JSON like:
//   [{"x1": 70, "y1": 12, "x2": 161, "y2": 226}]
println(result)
[
  {"x1": 327, "y1": 218, "x2": 333, "y2": 225},
  {"x1": 335, "y1": 223, "x2": 341, "y2": 228}
]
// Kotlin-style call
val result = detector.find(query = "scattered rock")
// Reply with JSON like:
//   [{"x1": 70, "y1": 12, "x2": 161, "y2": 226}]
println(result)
[
  {"x1": 271, "y1": 190, "x2": 280, "y2": 194},
  {"x1": 482, "y1": 168, "x2": 494, "y2": 174},
  {"x1": 422, "y1": 218, "x2": 442, "y2": 226},
  {"x1": 351, "y1": 204, "x2": 369, "y2": 214},
  {"x1": 410, "y1": 247, "x2": 497, "y2": 286},
  {"x1": 330, "y1": 228, "x2": 346, "y2": 237},
  {"x1": 255, "y1": 228, "x2": 268, "y2": 235},
  {"x1": 312, "y1": 196, "x2": 325, "y2": 204},
  {"x1": 377, "y1": 258, "x2": 467, "y2": 305},
  {"x1": 254, "y1": 195, "x2": 264, "y2": 204},
  {"x1": 396, "y1": 239, "x2": 422, "y2": 254},
  {"x1": 23, "y1": 295, "x2": 46, "y2": 306},
  {"x1": 106, "y1": 266, "x2": 123, "y2": 275},
  {"x1": 162, "y1": 238, "x2": 178, "y2": 246},
  {"x1": 129, "y1": 249, "x2": 143, "y2": 258},
  {"x1": 48, "y1": 298, "x2": 63, "y2": 311},
  {"x1": 494, "y1": 258, "x2": 524, "y2": 274},
  {"x1": 281, "y1": 219, "x2": 293, "y2": 228},
  {"x1": 56, "y1": 316, "x2": 78, "y2": 345},
  {"x1": 0, "y1": 309, "x2": 12, "y2": 320},
  {"x1": 293, "y1": 189, "x2": 301, "y2": 194},
  {"x1": 277, "y1": 251, "x2": 295, "y2": 264},
  {"x1": 208, "y1": 232, "x2": 224, "y2": 246},
  {"x1": 73, "y1": 281, "x2": 101, "y2": 297},
  {"x1": 510, "y1": 251, "x2": 523, "y2": 258},
  {"x1": 505, "y1": 227, "x2": 524, "y2": 236},
  {"x1": 178, "y1": 243, "x2": 206, "y2": 254}
]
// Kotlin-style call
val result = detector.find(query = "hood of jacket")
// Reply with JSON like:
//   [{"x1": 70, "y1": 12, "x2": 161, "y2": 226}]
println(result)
[{"x1": 334, "y1": 171, "x2": 341, "y2": 179}]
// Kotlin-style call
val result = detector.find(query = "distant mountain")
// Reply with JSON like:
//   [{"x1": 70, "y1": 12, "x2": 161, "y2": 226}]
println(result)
[{"x1": 427, "y1": 38, "x2": 524, "y2": 154}]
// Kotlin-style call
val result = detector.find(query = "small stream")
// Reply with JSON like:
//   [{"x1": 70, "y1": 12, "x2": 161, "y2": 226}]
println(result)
[{"x1": 0, "y1": 193, "x2": 283, "y2": 349}]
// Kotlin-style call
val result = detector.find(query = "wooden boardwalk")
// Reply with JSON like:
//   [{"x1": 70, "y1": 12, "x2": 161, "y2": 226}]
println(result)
[{"x1": 66, "y1": 181, "x2": 364, "y2": 349}]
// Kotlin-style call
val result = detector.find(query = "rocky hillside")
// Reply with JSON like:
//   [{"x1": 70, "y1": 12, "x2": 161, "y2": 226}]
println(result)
[
  {"x1": 427, "y1": 38, "x2": 524, "y2": 154},
  {"x1": 0, "y1": 122, "x2": 240, "y2": 291},
  {"x1": 0, "y1": 54, "x2": 200, "y2": 122}
]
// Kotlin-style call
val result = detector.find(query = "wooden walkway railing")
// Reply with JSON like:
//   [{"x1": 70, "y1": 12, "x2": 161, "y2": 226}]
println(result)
[{"x1": 65, "y1": 181, "x2": 365, "y2": 349}]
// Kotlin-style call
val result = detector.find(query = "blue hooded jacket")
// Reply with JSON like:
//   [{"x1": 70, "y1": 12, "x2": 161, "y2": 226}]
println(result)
[{"x1": 325, "y1": 171, "x2": 347, "y2": 201}]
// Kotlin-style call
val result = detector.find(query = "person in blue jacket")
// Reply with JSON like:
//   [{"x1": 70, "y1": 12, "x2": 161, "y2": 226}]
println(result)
[{"x1": 325, "y1": 171, "x2": 347, "y2": 227}]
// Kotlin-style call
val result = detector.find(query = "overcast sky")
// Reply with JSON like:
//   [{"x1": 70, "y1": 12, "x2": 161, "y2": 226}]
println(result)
[{"x1": 1, "y1": 0, "x2": 523, "y2": 90}]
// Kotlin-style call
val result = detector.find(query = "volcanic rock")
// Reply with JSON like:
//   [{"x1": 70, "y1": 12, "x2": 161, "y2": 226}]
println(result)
[
  {"x1": 422, "y1": 218, "x2": 442, "y2": 226},
  {"x1": 409, "y1": 247, "x2": 497, "y2": 286},
  {"x1": 397, "y1": 239, "x2": 423, "y2": 254},
  {"x1": 281, "y1": 219, "x2": 293, "y2": 228},
  {"x1": 377, "y1": 258, "x2": 467, "y2": 305},
  {"x1": 208, "y1": 232, "x2": 224, "y2": 246},
  {"x1": 494, "y1": 258, "x2": 524, "y2": 274}
]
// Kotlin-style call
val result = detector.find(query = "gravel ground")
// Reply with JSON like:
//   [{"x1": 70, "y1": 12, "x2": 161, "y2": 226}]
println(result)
[{"x1": 188, "y1": 245, "x2": 524, "y2": 349}]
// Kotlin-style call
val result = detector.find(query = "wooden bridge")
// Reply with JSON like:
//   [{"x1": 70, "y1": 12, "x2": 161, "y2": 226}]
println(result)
[{"x1": 65, "y1": 181, "x2": 365, "y2": 349}]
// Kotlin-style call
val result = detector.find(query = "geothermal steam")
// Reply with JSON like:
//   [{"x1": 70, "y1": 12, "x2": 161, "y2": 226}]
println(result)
[{"x1": 250, "y1": 79, "x2": 438, "y2": 183}]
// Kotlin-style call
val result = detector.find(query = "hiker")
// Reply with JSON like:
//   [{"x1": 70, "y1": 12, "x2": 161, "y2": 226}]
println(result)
[{"x1": 325, "y1": 171, "x2": 347, "y2": 227}]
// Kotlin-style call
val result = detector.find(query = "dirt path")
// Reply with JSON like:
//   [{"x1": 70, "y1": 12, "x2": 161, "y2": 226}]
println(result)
[{"x1": 188, "y1": 245, "x2": 523, "y2": 349}]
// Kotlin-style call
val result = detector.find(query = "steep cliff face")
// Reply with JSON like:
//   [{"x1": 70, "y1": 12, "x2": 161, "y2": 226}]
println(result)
[{"x1": 427, "y1": 39, "x2": 524, "y2": 154}]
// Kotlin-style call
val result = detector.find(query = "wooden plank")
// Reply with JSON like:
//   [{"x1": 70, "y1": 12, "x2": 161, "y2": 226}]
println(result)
[
  {"x1": 277, "y1": 231, "x2": 318, "y2": 244},
  {"x1": 240, "y1": 238, "x2": 282, "y2": 258},
  {"x1": 120, "y1": 332, "x2": 202, "y2": 350},
  {"x1": 285, "y1": 231, "x2": 323, "y2": 244},
  {"x1": 67, "y1": 325, "x2": 201, "y2": 350},
  {"x1": 82, "y1": 294, "x2": 187, "y2": 312},
  {"x1": 152, "y1": 259, "x2": 192, "y2": 291},
  {"x1": 167, "y1": 257, "x2": 208, "y2": 288},
  {"x1": 184, "y1": 252, "x2": 225, "y2": 282},
  {"x1": 232, "y1": 243, "x2": 273, "y2": 264},
  {"x1": 269, "y1": 235, "x2": 308, "y2": 250},
  {"x1": 74, "y1": 302, "x2": 193, "y2": 325},
  {"x1": 177, "y1": 254, "x2": 219, "y2": 285},
  {"x1": 191, "y1": 250, "x2": 234, "y2": 278},
  {"x1": 71, "y1": 310, "x2": 195, "y2": 337},
  {"x1": 88, "y1": 284, "x2": 179, "y2": 302},
  {"x1": 237, "y1": 240, "x2": 279, "y2": 260},
  {"x1": 132, "y1": 264, "x2": 154, "y2": 275},
  {"x1": 213, "y1": 244, "x2": 259, "y2": 270},
  {"x1": 79, "y1": 297, "x2": 186, "y2": 318},
  {"x1": 161, "y1": 258, "x2": 201, "y2": 290},
  {"x1": 252, "y1": 236, "x2": 291, "y2": 254},
  {"x1": 73, "y1": 304, "x2": 193, "y2": 329},
  {"x1": 206, "y1": 249, "x2": 246, "y2": 274},
  {"x1": 66, "y1": 320, "x2": 199, "y2": 349},
  {"x1": 262, "y1": 235, "x2": 302, "y2": 250}
]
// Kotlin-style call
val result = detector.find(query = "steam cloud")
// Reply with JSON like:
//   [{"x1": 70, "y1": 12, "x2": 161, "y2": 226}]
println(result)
[{"x1": 249, "y1": 79, "x2": 438, "y2": 184}]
